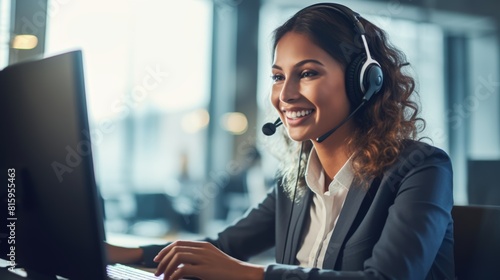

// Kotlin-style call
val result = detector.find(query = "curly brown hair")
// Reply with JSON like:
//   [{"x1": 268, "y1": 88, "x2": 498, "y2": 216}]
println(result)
[{"x1": 268, "y1": 3, "x2": 424, "y2": 197}]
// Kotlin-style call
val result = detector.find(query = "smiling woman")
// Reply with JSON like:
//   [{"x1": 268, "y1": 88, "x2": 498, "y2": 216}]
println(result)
[
  {"x1": 270, "y1": 3, "x2": 420, "y2": 198},
  {"x1": 107, "y1": 3, "x2": 454, "y2": 280}
]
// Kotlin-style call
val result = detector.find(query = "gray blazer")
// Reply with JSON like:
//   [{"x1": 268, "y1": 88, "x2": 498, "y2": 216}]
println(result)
[{"x1": 142, "y1": 141, "x2": 454, "y2": 280}]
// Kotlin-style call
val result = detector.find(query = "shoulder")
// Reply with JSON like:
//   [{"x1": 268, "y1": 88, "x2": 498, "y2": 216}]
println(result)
[
  {"x1": 381, "y1": 140, "x2": 452, "y2": 186},
  {"x1": 400, "y1": 140, "x2": 449, "y2": 158},
  {"x1": 397, "y1": 140, "x2": 450, "y2": 168}
]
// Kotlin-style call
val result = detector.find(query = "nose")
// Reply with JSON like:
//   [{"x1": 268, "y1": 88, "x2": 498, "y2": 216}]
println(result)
[{"x1": 279, "y1": 78, "x2": 300, "y2": 103}]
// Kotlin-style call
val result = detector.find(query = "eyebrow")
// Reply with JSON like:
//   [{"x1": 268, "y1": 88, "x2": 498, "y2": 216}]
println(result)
[{"x1": 272, "y1": 59, "x2": 325, "y2": 70}]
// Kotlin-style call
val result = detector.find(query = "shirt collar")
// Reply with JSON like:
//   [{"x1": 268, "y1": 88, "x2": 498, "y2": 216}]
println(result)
[{"x1": 304, "y1": 147, "x2": 354, "y2": 195}]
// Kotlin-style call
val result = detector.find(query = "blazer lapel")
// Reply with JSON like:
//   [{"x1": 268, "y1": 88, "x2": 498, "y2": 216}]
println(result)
[
  {"x1": 284, "y1": 189, "x2": 313, "y2": 264},
  {"x1": 322, "y1": 180, "x2": 369, "y2": 269}
]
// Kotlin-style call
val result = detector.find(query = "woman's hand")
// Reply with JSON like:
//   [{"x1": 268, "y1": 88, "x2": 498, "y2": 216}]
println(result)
[{"x1": 153, "y1": 240, "x2": 265, "y2": 280}]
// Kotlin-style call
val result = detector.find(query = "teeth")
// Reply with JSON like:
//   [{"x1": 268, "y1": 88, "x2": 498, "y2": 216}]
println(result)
[{"x1": 285, "y1": 110, "x2": 312, "y2": 119}]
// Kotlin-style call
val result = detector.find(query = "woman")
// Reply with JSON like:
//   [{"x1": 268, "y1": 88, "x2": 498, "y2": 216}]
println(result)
[{"x1": 108, "y1": 3, "x2": 454, "y2": 279}]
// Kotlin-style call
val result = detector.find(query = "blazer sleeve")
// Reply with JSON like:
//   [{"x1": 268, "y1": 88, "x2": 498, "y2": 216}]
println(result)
[
  {"x1": 264, "y1": 144, "x2": 454, "y2": 280},
  {"x1": 204, "y1": 185, "x2": 277, "y2": 261}
]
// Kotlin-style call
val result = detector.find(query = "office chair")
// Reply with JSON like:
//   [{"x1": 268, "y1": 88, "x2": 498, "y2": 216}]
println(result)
[{"x1": 452, "y1": 205, "x2": 500, "y2": 279}]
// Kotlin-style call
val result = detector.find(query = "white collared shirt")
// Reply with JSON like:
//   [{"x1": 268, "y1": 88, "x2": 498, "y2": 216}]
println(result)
[{"x1": 296, "y1": 147, "x2": 354, "y2": 268}]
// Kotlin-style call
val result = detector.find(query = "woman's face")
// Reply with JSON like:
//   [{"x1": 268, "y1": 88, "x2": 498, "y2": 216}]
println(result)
[{"x1": 271, "y1": 31, "x2": 352, "y2": 142}]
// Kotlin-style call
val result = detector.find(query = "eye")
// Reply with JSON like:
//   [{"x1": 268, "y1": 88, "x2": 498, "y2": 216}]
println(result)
[
  {"x1": 271, "y1": 74, "x2": 284, "y2": 83},
  {"x1": 300, "y1": 70, "x2": 318, "y2": 78}
]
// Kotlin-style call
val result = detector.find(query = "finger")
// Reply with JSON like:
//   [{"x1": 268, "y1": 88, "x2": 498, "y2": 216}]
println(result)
[
  {"x1": 164, "y1": 253, "x2": 202, "y2": 278},
  {"x1": 154, "y1": 240, "x2": 208, "y2": 262},
  {"x1": 155, "y1": 247, "x2": 204, "y2": 277},
  {"x1": 156, "y1": 245, "x2": 195, "y2": 274},
  {"x1": 153, "y1": 244, "x2": 174, "y2": 263},
  {"x1": 169, "y1": 263, "x2": 202, "y2": 280}
]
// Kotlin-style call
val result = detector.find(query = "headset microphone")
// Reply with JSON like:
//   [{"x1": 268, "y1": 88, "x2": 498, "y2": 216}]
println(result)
[{"x1": 262, "y1": 118, "x2": 283, "y2": 136}]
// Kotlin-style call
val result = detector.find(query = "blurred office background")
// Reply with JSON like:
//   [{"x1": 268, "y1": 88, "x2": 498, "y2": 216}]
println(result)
[{"x1": 1, "y1": 0, "x2": 499, "y2": 243}]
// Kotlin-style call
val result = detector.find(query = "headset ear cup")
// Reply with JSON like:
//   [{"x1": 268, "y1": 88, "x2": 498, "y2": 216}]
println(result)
[
  {"x1": 345, "y1": 54, "x2": 366, "y2": 109},
  {"x1": 363, "y1": 63, "x2": 384, "y2": 101}
]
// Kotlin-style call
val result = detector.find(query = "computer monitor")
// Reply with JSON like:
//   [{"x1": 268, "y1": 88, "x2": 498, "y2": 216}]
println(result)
[
  {"x1": 0, "y1": 51, "x2": 109, "y2": 279},
  {"x1": 467, "y1": 160, "x2": 500, "y2": 205}
]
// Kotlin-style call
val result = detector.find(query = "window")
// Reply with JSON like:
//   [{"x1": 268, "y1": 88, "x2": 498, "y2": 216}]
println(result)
[
  {"x1": 372, "y1": 18, "x2": 447, "y2": 152},
  {"x1": 45, "y1": 0, "x2": 213, "y2": 235}
]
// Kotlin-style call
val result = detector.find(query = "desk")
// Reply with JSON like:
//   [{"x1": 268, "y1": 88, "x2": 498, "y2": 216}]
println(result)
[
  {"x1": 0, "y1": 234, "x2": 162, "y2": 280},
  {"x1": 0, "y1": 259, "x2": 28, "y2": 280},
  {"x1": 0, "y1": 269, "x2": 26, "y2": 280},
  {"x1": 1, "y1": 259, "x2": 163, "y2": 280},
  {"x1": 0, "y1": 232, "x2": 202, "y2": 280}
]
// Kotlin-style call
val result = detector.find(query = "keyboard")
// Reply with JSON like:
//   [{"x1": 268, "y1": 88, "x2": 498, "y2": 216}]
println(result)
[{"x1": 107, "y1": 264, "x2": 163, "y2": 280}]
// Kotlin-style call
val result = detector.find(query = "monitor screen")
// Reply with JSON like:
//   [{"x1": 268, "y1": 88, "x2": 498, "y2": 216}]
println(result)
[
  {"x1": 467, "y1": 160, "x2": 500, "y2": 206},
  {"x1": 0, "y1": 51, "x2": 108, "y2": 279}
]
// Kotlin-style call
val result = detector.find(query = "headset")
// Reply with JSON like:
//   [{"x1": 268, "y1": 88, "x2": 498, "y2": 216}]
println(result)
[
  {"x1": 318, "y1": 3, "x2": 384, "y2": 109},
  {"x1": 262, "y1": 3, "x2": 384, "y2": 143}
]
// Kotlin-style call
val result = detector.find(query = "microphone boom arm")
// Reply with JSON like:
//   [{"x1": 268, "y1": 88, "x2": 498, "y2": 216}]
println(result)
[{"x1": 316, "y1": 100, "x2": 366, "y2": 143}]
